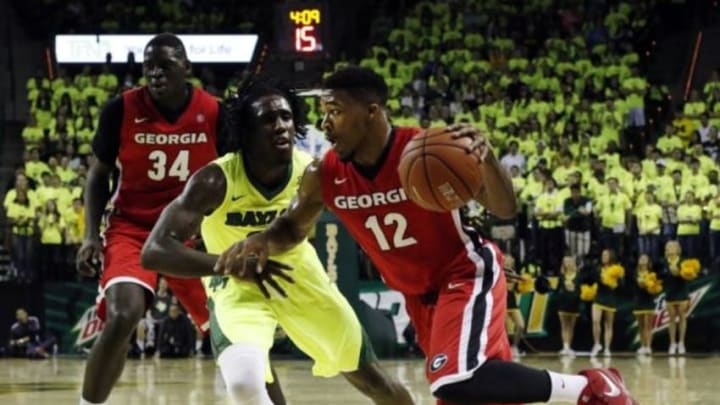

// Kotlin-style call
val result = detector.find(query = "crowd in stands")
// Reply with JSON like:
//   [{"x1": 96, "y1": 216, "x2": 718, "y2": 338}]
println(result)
[
  {"x1": 3, "y1": 0, "x2": 719, "y2": 289},
  {"x1": 14, "y1": 0, "x2": 264, "y2": 38}
]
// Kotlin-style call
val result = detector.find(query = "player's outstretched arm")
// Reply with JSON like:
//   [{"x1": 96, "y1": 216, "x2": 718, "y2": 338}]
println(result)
[
  {"x1": 450, "y1": 123, "x2": 517, "y2": 218},
  {"x1": 76, "y1": 160, "x2": 114, "y2": 277},
  {"x1": 215, "y1": 160, "x2": 325, "y2": 276},
  {"x1": 141, "y1": 164, "x2": 226, "y2": 277},
  {"x1": 267, "y1": 159, "x2": 326, "y2": 253}
]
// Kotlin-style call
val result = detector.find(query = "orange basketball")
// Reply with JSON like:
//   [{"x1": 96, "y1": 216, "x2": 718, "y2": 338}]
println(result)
[{"x1": 397, "y1": 127, "x2": 483, "y2": 212}]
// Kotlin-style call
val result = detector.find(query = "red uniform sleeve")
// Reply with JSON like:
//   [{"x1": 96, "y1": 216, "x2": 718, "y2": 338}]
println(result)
[{"x1": 91, "y1": 96, "x2": 124, "y2": 166}]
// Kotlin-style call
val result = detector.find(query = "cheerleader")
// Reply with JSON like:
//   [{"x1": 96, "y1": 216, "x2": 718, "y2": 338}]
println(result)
[
  {"x1": 634, "y1": 254, "x2": 661, "y2": 355},
  {"x1": 556, "y1": 256, "x2": 581, "y2": 356},
  {"x1": 591, "y1": 249, "x2": 624, "y2": 357},
  {"x1": 504, "y1": 255, "x2": 525, "y2": 358},
  {"x1": 661, "y1": 240, "x2": 693, "y2": 355}
]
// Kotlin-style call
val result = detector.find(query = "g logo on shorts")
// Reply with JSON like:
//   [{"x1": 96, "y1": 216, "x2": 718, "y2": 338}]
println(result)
[{"x1": 429, "y1": 353, "x2": 448, "y2": 373}]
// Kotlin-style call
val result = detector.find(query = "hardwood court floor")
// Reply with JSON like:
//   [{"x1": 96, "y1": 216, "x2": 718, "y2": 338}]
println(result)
[{"x1": 0, "y1": 355, "x2": 716, "y2": 404}]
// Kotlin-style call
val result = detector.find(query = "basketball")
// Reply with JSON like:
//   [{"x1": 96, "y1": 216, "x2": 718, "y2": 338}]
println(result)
[{"x1": 397, "y1": 127, "x2": 484, "y2": 212}]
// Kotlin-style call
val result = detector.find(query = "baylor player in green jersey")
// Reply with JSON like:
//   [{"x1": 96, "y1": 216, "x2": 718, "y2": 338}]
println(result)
[{"x1": 141, "y1": 80, "x2": 413, "y2": 405}]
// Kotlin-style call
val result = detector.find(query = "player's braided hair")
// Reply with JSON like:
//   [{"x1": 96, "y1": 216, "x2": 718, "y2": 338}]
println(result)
[{"x1": 225, "y1": 78, "x2": 308, "y2": 152}]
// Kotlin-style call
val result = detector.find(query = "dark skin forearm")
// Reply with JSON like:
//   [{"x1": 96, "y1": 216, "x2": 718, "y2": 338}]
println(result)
[
  {"x1": 263, "y1": 160, "x2": 325, "y2": 256},
  {"x1": 141, "y1": 165, "x2": 226, "y2": 277},
  {"x1": 476, "y1": 150, "x2": 518, "y2": 219},
  {"x1": 83, "y1": 161, "x2": 113, "y2": 240}
]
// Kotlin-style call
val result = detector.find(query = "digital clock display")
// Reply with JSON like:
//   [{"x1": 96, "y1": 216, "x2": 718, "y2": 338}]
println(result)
[
  {"x1": 277, "y1": 3, "x2": 326, "y2": 54},
  {"x1": 290, "y1": 8, "x2": 322, "y2": 52}
]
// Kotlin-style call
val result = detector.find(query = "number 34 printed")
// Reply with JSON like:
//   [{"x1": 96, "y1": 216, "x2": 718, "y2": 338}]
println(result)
[{"x1": 147, "y1": 150, "x2": 190, "y2": 181}]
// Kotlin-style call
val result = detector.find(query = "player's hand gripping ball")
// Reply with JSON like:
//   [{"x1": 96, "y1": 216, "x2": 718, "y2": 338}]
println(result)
[{"x1": 398, "y1": 124, "x2": 486, "y2": 212}]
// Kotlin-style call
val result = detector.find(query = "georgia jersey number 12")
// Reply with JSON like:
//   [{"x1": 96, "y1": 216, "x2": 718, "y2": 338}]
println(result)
[{"x1": 364, "y1": 213, "x2": 418, "y2": 251}]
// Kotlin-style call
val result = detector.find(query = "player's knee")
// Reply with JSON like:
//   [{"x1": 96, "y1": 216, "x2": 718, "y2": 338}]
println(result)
[
  {"x1": 105, "y1": 304, "x2": 144, "y2": 334},
  {"x1": 218, "y1": 344, "x2": 270, "y2": 404},
  {"x1": 225, "y1": 374, "x2": 266, "y2": 402}
]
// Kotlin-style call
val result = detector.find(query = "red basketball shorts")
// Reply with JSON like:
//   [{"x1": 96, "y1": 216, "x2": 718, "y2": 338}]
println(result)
[
  {"x1": 404, "y1": 241, "x2": 515, "y2": 405},
  {"x1": 97, "y1": 221, "x2": 210, "y2": 331}
]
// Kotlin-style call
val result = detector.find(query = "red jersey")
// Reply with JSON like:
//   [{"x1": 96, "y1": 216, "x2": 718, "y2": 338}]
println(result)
[
  {"x1": 93, "y1": 86, "x2": 221, "y2": 229},
  {"x1": 321, "y1": 127, "x2": 486, "y2": 295}
]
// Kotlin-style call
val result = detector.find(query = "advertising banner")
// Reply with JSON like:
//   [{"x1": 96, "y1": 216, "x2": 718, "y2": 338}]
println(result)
[{"x1": 55, "y1": 34, "x2": 259, "y2": 63}]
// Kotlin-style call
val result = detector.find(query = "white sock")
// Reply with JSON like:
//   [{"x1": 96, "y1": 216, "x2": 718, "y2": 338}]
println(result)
[
  {"x1": 80, "y1": 399, "x2": 106, "y2": 405},
  {"x1": 196, "y1": 339, "x2": 203, "y2": 351},
  {"x1": 547, "y1": 370, "x2": 589, "y2": 402},
  {"x1": 218, "y1": 343, "x2": 272, "y2": 405}
]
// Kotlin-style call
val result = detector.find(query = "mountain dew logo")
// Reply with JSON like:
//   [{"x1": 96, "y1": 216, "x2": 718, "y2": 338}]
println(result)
[
  {"x1": 71, "y1": 305, "x2": 105, "y2": 347},
  {"x1": 651, "y1": 284, "x2": 711, "y2": 334}
]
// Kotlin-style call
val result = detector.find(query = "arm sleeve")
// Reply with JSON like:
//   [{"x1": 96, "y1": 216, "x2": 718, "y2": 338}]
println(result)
[
  {"x1": 91, "y1": 97, "x2": 124, "y2": 166},
  {"x1": 215, "y1": 101, "x2": 229, "y2": 155}
]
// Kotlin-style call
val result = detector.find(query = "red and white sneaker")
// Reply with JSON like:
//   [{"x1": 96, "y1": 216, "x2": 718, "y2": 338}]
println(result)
[{"x1": 577, "y1": 368, "x2": 638, "y2": 405}]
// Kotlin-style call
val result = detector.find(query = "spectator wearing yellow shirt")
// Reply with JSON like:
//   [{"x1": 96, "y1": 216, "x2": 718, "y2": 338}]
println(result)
[
  {"x1": 534, "y1": 177, "x2": 565, "y2": 276},
  {"x1": 24, "y1": 148, "x2": 50, "y2": 184},
  {"x1": 64, "y1": 198, "x2": 84, "y2": 269},
  {"x1": 5, "y1": 189, "x2": 36, "y2": 284},
  {"x1": 596, "y1": 177, "x2": 632, "y2": 257},
  {"x1": 686, "y1": 158, "x2": 709, "y2": 192},
  {"x1": 3, "y1": 173, "x2": 37, "y2": 212},
  {"x1": 707, "y1": 195, "x2": 720, "y2": 271},
  {"x1": 552, "y1": 152, "x2": 575, "y2": 188},
  {"x1": 677, "y1": 191, "x2": 703, "y2": 260},
  {"x1": 626, "y1": 161, "x2": 647, "y2": 201},
  {"x1": 509, "y1": 166, "x2": 526, "y2": 198},
  {"x1": 22, "y1": 115, "x2": 44, "y2": 152},
  {"x1": 75, "y1": 115, "x2": 95, "y2": 156},
  {"x1": 673, "y1": 108, "x2": 697, "y2": 146},
  {"x1": 38, "y1": 199, "x2": 66, "y2": 282},
  {"x1": 656, "y1": 124, "x2": 684, "y2": 155},
  {"x1": 635, "y1": 192, "x2": 663, "y2": 259},
  {"x1": 683, "y1": 89, "x2": 706, "y2": 119},
  {"x1": 641, "y1": 145, "x2": 658, "y2": 179}
]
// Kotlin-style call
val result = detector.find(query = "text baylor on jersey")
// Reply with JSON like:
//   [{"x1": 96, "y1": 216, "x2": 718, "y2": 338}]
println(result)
[{"x1": 225, "y1": 208, "x2": 288, "y2": 227}]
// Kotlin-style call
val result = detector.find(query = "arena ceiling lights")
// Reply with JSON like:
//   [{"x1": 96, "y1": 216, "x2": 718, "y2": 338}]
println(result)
[{"x1": 54, "y1": 34, "x2": 259, "y2": 63}]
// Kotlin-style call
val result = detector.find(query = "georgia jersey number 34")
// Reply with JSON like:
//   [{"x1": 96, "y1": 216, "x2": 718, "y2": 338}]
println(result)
[{"x1": 147, "y1": 150, "x2": 190, "y2": 181}]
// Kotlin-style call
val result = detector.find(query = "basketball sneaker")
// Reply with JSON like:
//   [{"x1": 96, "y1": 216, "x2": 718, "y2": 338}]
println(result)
[{"x1": 577, "y1": 368, "x2": 638, "y2": 405}]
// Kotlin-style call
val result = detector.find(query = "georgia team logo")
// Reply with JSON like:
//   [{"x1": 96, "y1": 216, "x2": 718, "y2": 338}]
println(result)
[
  {"x1": 196, "y1": 113, "x2": 206, "y2": 123},
  {"x1": 429, "y1": 353, "x2": 448, "y2": 373}
]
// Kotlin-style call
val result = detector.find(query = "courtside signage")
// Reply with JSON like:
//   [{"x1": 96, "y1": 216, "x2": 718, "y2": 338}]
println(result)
[{"x1": 55, "y1": 34, "x2": 259, "y2": 63}]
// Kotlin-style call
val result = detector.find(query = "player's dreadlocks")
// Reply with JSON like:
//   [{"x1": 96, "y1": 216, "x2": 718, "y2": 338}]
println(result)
[{"x1": 225, "y1": 78, "x2": 308, "y2": 152}]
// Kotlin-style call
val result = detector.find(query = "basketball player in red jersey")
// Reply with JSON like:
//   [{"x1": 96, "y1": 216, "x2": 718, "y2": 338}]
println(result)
[
  {"x1": 216, "y1": 67, "x2": 638, "y2": 405},
  {"x1": 75, "y1": 34, "x2": 285, "y2": 405}
]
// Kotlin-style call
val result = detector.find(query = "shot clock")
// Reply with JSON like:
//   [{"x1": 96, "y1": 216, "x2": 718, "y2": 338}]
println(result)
[{"x1": 276, "y1": 3, "x2": 326, "y2": 54}]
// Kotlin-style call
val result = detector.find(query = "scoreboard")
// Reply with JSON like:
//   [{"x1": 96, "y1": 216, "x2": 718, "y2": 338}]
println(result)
[{"x1": 276, "y1": 3, "x2": 326, "y2": 55}]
